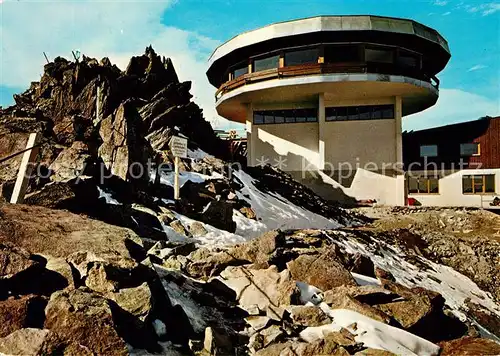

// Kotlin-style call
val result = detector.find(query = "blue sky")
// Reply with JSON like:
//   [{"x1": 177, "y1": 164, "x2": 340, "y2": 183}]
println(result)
[{"x1": 0, "y1": 0, "x2": 499, "y2": 132}]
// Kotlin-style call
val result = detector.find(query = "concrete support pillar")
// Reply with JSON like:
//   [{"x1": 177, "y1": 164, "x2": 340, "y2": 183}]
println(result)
[
  {"x1": 395, "y1": 96, "x2": 403, "y2": 166},
  {"x1": 246, "y1": 104, "x2": 256, "y2": 167},
  {"x1": 318, "y1": 93, "x2": 326, "y2": 170},
  {"x1": 394, "y1": 95, "x2": 405, "y2": 205}
]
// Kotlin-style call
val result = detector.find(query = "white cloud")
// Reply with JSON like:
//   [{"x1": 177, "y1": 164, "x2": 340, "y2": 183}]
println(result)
[
  {"x1": 468, "y1": 64, "x2": 487, "y2": 72},
  {"x1": 442, "y1": 11, "x2": 452, "y2": 15},
  {"x1": 404, "y1": 89, "x2": 499, "y2": 131},
  {"x1": 434, "y1": 0, "x2": 448, "y2": 5},
  {"x1": 466, "y1": 2, "x2": 500, "y2": 16},
  {"x1": 0, "y1": 0, "x2": 229, "y2": 127}
]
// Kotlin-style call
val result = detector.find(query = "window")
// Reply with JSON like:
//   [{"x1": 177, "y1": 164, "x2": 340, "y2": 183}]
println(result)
[
  {"x1": 253, "y1": 108, "x2": 317, "y2": 125},
  {"x1": 253, "y1": 55, "x2": 280, "y2": 72},
  {"x1": 284, "y1": 48, "x2": 319, "y2": 66},
  {"x1": 365, "y1": 48, "x2": 394, "y2": 63},
  {"x1": 462, "y1": 175, "x2": 495, "y2": 194},
  {"x1": 460, "y1": 143, "x2": 480, "y2": 156},
  {"x1": 420, "y1": 145, "x2": 438, "y2": 158},
  {"x1": 232, "y1": 65, "x2": 248, "y2": 79},
  {"x1": 325, "y1": 45, "x2": 360, "y2": 63},
  {"x1": 408, "y1": 176, "x2": 439, "y2": 194},
  {"x1": 325, "y1": 105, "x2": 394, "y2": 121},
  {"x1": 397, "y1": 51, "x2": 420, "y2": 69}
]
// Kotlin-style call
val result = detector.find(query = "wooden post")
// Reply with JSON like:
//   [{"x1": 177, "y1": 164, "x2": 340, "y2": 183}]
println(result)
[
  {"x1": 174, "y1": 156, "x2": 180, "y2": 200},
  {"x1": 10, "y1": 132, "x2": 42, "y2": 204}
]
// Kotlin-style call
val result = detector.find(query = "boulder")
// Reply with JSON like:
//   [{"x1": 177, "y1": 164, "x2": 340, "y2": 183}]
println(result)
[
  {"x1": 323, "y1": 287, "x2": 391, "y2": 324},
  {"x1": 203, "y1": 326, "x2": 233, "y2": 355},
  {"x1": 48, "y1": 141, "x2": 94, "y2": 182},
  {"x1": 259, "y1": 325, "x2": 284, "y2": 348},
  {"x1": 376, "y1": 282, "x2": 434, "y2": 329},
  {"x1": 290, "y1": 305, "x2": 332, "y2": 327},
  {"x1": 240, "y1": 206, "x2": 256, "y2": 220},
  {"x1": 0, "y1": 328, "x2": 51, "y2": 356},
  {"x1": 0, "y1": 295, "x2": 47, "y2": 338},
  {"x1": 220, "y1": 265, "x2": 300, "y2": 312},
  {"x1": 23, "y1": 178, "x2": 100, "y2": 212},
  {"x1": 98, "y1": 101, "x2": 151, "y2": 184},
  {"x1": 286, "y1": 249, "x2": 356, "y2": 291},
  {"x1": 0, "y1": 243, "x2": 38, "y2": 280},
  {"x1": 185, "y1": 248, "x2": 245, "y2": 280},
  {"x1": 189, "y1": 221, "x2": 208, "y2": 237},
  {"x1": 43, "y1": 255, "x2": 76, "y2": 290},
  {"x1": 201, "y1": 200, "x2": 236, "y2": 233},
  {"x1": 0, "y1": 204, "x2": 144, "y2": 262},
  {"x1": 229, "y1": 230, "x2": 285, "y2": 265},
  {"x1": 105, "y1": 282, "x2": 154, "y2": 322},
  {"x1": 347, "y1": 253, "x2": 375, "y2": 278},
  {"x1": 169, "y1": 220, "x2": 189, "y2": 236},
  {"x1": 245, "y1": 316, "x2": 271, "y2": 333},
  {"x1": 439, "y1": 336, "x2": 500, "y2": 356},
  {"x1": 44, "y1": 288, "x2": 128, "y2": 356},
  {"x1": 465, "y1": 300, "x2": 500, "y2": 337}
]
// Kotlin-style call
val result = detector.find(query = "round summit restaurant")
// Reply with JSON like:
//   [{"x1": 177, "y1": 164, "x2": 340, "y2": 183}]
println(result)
[{"x1": 207, "y1": 15, "x2": 450, "y2": 205}]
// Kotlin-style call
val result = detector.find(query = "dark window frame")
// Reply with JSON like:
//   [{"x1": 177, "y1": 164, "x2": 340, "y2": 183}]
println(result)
[
  {"x1": 253, "y1": 108, "x2": 318, "y2": 125},
  {"x1": 325, "y1": 104, "x2": 394, "y2": 122},
  {"x1": 462, "y1": 174, "x2": 495, "y2": 194},
  {"x1": 460, "y1": 143, "x2": 480, "y2": 157},
  {"x1": 253, "y1": 54, "x2": 280, "y2": 72},
  {"x1": 284, "y1": 47, "x2": 319, "y2": 66},
  {"x1": 420, "y1": 145, "x2": 438, "y2": 158},
  {"x1": 407, "y1": 176, "x2": 440, "y2": 194}
]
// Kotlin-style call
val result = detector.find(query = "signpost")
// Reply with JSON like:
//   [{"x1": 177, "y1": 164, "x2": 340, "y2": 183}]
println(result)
[
  {"x1": 170, "y1": 136, "x2": 188, "y2": 200},
  {"x1": 10, "y1": 132, "x2": 42, "y2": 204}
]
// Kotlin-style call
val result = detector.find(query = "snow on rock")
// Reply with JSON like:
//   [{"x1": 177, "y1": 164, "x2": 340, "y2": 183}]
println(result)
[
  {"x1": 97, "y1": 186, "x2": 121, "y2": 205},
  {"x1": 151, "y1": 170, "x2": 223, "y2": 188},
  {"x1": 161, "y1": 210, "x2": 248, "y2": 247},
  {"x1": 351, "y1": 272, "x2": 381, "y2": 286},
  {"x1": 152, "y1": 319, "x2": 167, "y2": 337},
  {"x1": 187, "y1": 148, "x2": 211, "y2": 160},
  {"x1": 300, "y1": 308, "x2": 441, "y2": 356},
  {"x1": 325, "y1": 230, "x2": 500, "y2": 319},
  {"x1": 233, "y1": 170, "x2": 343, "y2": 237}
]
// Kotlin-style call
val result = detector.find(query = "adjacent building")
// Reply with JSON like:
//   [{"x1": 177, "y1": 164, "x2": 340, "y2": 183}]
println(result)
[
  {"x1": 207, "y1": 15, "x2": 451, "y2": 205},
  {"x1": 404, "y1": 116, "x2": 500, "y2": 208}
]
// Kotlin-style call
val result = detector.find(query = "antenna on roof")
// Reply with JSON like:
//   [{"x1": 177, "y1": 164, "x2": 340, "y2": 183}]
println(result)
[{"x1": 43, "y1": 52, "x2": 50, "y2": 64}]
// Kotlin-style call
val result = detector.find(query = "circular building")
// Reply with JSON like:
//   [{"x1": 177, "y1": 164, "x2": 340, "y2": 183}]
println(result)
[{"x1": 206, "y1": 15, "x2": 450, "y2": 205}]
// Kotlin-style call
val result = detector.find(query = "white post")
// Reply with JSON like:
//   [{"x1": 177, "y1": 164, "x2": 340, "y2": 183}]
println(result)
[
  {"x1": 10, "y1": 132, "x2": 42, "y2": 204},
  {"x1": 174, "y1": 156, "x2": 180, "y2": 200}
]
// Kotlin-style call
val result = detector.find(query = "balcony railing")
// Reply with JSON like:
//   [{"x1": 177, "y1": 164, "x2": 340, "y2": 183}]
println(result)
[{"x1": 215, "y1": 62, "x2": 439, "y2": 100}]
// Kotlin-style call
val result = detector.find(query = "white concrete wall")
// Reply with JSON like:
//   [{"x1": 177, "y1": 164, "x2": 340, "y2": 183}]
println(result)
[
  {"x1": 247, "y1": 95, "x2": 407, "y2": 205},
  {"x1": 317, "y1": 169, "x2": 403, "y2": 205},
  {"x1": 247, "y1": 102, "x2": 320, "y2": 171},
  {"x1": 409, "y1": 169, "x2": 500, "y2": 208},
  {"x1": 323, "y1": 97, "x2": 398, "y2": 170}
]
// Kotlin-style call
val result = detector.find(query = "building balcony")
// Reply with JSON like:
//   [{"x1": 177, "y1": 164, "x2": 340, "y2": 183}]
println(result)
[{"x1": 215, "y1": 61, "x2": 440, "y2": 101}]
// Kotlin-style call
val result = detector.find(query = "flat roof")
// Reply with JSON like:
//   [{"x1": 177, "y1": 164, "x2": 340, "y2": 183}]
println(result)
[{"x1": 208, "y1": 15, "x2": 450, "y2": 66}]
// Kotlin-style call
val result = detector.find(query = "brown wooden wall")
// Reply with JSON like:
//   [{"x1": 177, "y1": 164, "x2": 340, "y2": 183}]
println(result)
[{"x1": 403, "y1": 116, "x2": 500, "y2": 170}]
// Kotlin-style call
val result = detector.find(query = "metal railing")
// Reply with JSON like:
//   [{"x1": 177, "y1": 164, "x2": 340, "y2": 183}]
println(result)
[{"x1": 215, "y1": 62, "x2": 439, "y2": 100}]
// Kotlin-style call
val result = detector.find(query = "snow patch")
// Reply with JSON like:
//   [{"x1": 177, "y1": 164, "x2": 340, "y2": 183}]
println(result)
[
  {"x1": 151, "y1": 170, "x2": 223, "y2": 188},
  {"x1": 233, "y1": 170, "x2": 345, "y2": 237},
  {"x1": 325, "y1": 231, "x2": 500, "y2": 318},
  {"x1": 188, "y1": 148, "x2": 211, "y2": 160},
  {"x1": 351, "y1": 272, "x2": 381, "y2": 286},
  {"x1": 97, "y1": 187, "x2": 121, "y2": 205},
  {"x1": 301, "y1": 308, "x2": 440, "y2": 356}
]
